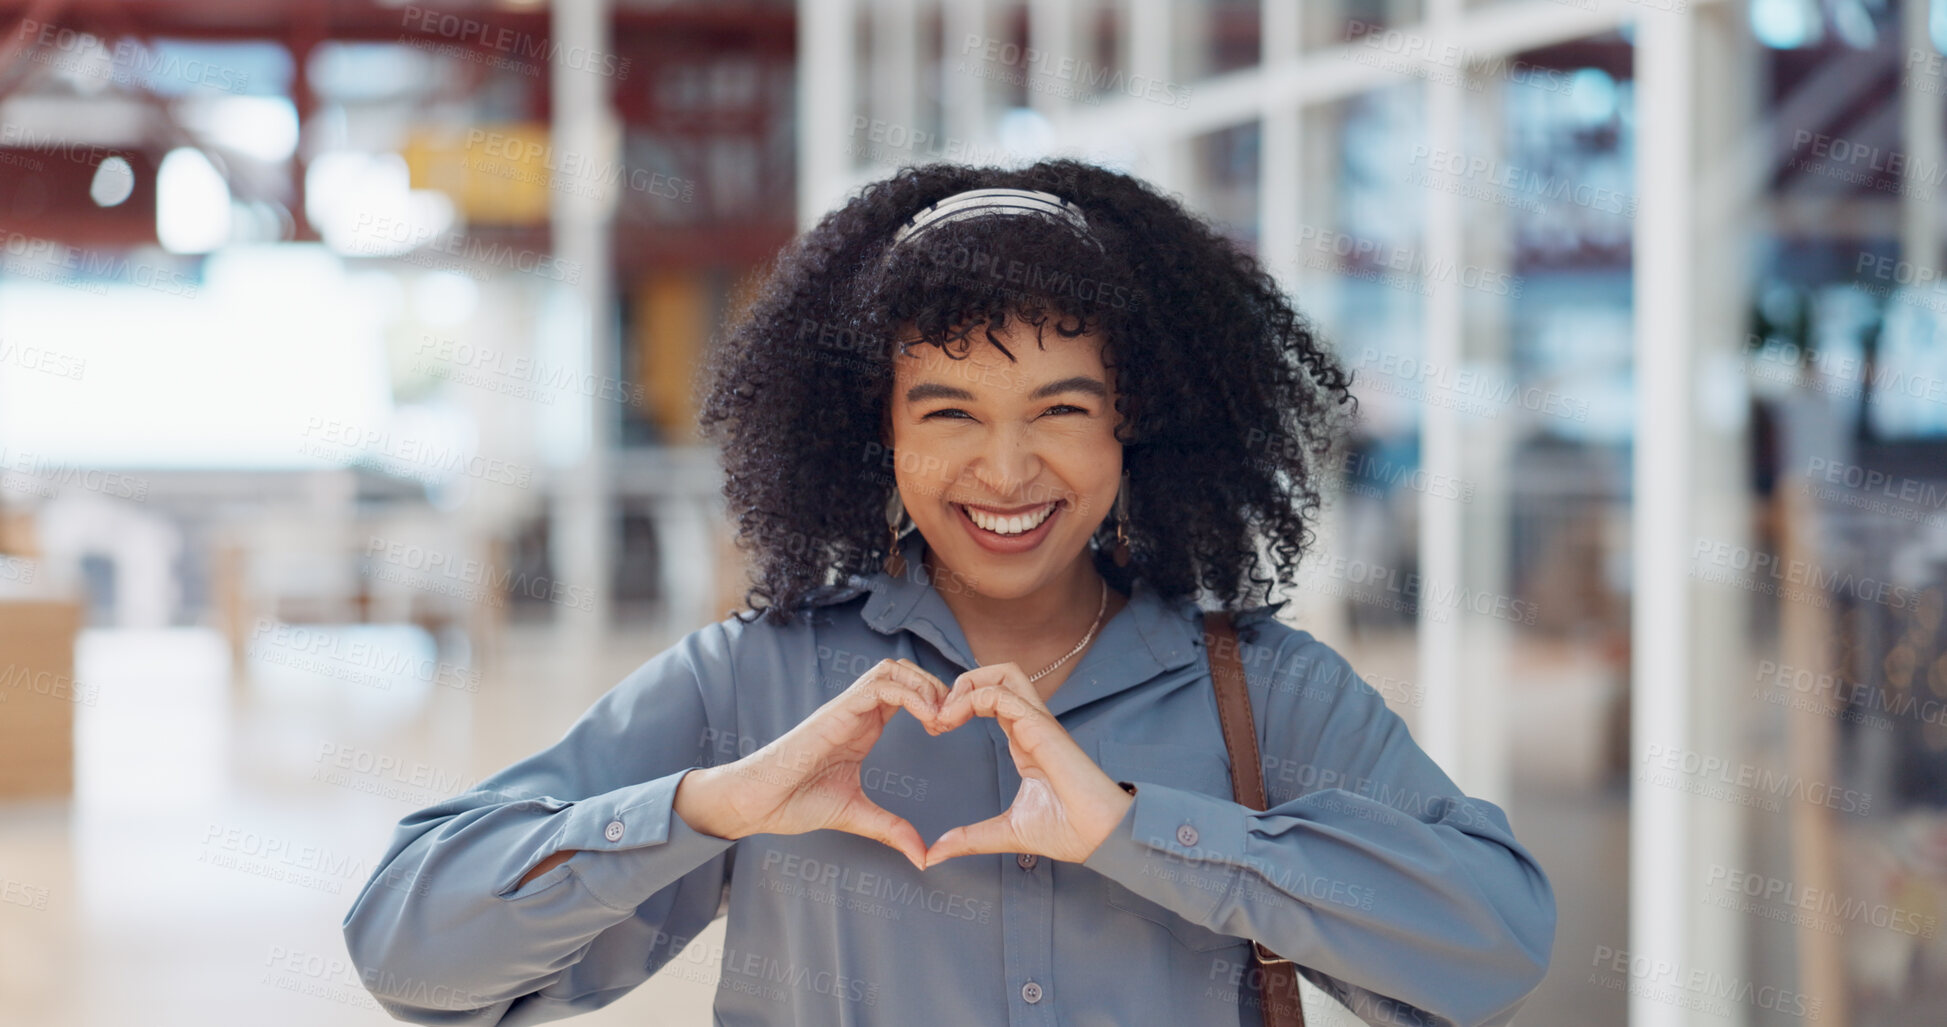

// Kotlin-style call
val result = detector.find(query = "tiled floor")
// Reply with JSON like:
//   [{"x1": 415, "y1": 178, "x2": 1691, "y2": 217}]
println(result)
[
  {"x1": 0, "y1": 623, "x2": 721, "y2": 1026},
  {"x1": 0, "y1": 619, "x2": 1625, "y2": 1025}
]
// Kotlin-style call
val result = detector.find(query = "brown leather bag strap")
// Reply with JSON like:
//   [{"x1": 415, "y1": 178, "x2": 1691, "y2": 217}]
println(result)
[
  {"x1": 1204, "y1": 611, "x2": 1307, "y2": 1027},
  {"x1": 1205, "y1": 611, "x2": 1268, "y2": 810}
]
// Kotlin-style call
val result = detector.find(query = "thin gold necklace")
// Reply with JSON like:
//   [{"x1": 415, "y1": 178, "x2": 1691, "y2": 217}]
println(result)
[{"x1": 1016, "y1": 578, "x2": 1110, "y2": 683}]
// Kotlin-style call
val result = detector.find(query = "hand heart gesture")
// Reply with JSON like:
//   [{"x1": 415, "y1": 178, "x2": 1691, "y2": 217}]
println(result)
[
  {"x1": 676, "y1": 658, "x2": 948, "y2": 870},
  {"x1": 921, "y1": 661, "x2": 1134, "y2": 867},
  {"x1": 673, "y1": 659, "x2": 1133, "y2": 871}
]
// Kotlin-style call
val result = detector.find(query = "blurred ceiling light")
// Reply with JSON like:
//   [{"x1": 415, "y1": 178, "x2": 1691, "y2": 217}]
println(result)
[
  {"x1": 307, "y1": 42, "x2": 436, "y2": 102},
  {"x1": 305, "y1": 151, "x2": 457, "y2": 258},
  {"x1": 156, "y1": 148, "x2": 232, "y2": 253},
  {"x1": 1751, "y1": 0, "x2": 1823, "y2": 48},
  {"x1": 176, "y1": 95, "x2": 301, "y2": 163},
  {"x1": 134, "y1": 40, "x2": 290, "y2": 98},
  {"x1": 0, "y1": 96, "x2": 149, "y2": 146},
  {"x1": 90, "y1": 156, "x2": 135, "y2": 207}
]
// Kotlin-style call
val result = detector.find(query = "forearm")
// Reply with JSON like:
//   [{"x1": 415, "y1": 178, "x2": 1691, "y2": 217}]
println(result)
[
  {"x1": 514, "y1": 764, "x2": 742, "y2": 889},
  {"x1": 344, "y1": 768, "x2": 736, "y2": 1022},
  {"x1": 1082, "y1": 783, "x2": 1554, "y2": 1027},
  {"x1": 670, "y1": 762, "x2": 754, "y2": 839}
]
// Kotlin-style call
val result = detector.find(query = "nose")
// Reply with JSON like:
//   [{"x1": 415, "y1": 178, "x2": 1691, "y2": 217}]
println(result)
[{"x1": 967, "y1": 423, "x2": 1042, "y2": 502}]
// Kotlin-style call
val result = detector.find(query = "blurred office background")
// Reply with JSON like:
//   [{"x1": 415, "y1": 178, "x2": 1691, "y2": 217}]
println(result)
[{"x1": 1, "y1": 0, "x2": 1945, "y2": 1024}]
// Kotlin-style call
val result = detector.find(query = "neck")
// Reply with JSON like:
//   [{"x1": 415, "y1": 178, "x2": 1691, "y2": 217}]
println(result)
[{"x1": 922, "y1": 543, "x2": 1123, "y2": 676}]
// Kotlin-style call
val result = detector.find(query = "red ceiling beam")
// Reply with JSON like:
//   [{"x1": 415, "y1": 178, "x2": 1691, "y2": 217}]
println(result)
[{"x1": 1, "y1": 1, "x2": 793, "y2": 45}]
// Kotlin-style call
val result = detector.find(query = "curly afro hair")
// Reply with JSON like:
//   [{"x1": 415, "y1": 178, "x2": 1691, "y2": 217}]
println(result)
[{"x1": 697, "y1": 158, "x2": 1355, "y2": 627}]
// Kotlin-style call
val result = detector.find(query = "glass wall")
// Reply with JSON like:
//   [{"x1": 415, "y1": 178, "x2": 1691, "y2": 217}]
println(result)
[{"x1": 803, "y1": 1, "x2": 1947, "y2": 1023}]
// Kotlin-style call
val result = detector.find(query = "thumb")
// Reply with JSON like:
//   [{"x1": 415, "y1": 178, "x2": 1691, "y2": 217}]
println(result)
[
  {"x1": 834, "y1": 798, "x2": 928, "y2": 872},
  {"x1": 924, "y1": 814, "x2": 1022, "y2": 868}
]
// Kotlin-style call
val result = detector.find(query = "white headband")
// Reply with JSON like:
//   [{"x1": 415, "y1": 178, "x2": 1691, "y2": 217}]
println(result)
[{"x1": 890, "y1": 187, "x2": 1103, "y2": 252}]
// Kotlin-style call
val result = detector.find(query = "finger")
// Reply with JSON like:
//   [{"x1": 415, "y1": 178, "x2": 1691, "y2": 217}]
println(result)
[
  {"x1": 965, "y1": 681, "x2": 1045, "y2": 735},
  {"x1": 895, "y1": 658, "x2": 948, "y2": 695},
  {"x1": 886, "y1": 660, "x2": 950, "y2": 710},
  {"x1": 936, "y1": 685, "x2": 1039, "y2": 765},
  {"x1": 840, "y1": 661, "x2": 943, "y2": 728},
  {"x1": 963, "y1": 686, "x2": 1099, "y2": 789},
  {"x1": 977, "y1": 661, "x2": 1046, "y2": 707},
  {"x1": 864, "y1": 658, "x2": 954, "y2": 732},
  {"x1": 935, "y1": 678, "x2": 976, "y2": 732},
  {"x1": 939, "y1": 664, "x2": 1013, "y2": 725},
  {"x1": 863, "y1": 680, "x2": 947, "y2": 735},
  {"x1": 940, "y1": 677, "x2": 1029, "y2": 734},
  {"x1": 834, "y1": 797, "x2": 929, "y2": 871},
  {"x1": 924, "y1": 813, "x2": 1025, "y2": 867},
  {"x1": 893, "y1": 660, "x2": 952, "y2": 729},
  {"x1": 943, "y1": 663, "x2": 1047, "y2": 725},
  {"x1": 872, "y1": 659, "x2": 942, "y2": 699}
]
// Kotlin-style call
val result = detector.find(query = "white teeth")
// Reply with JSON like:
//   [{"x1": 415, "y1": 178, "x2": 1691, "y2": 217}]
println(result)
[{"x1": 963, "y1": 502, "x2": 1056, "y2": 536}]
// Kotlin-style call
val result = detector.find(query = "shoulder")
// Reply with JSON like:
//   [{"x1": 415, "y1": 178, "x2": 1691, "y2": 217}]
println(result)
[
  {"x1": 1212, "y1": 600, "x2": 1400, "y2": 722},
  {"x1": 682, "y1": 580, "x2": 873, "y2": 665},
  {"x1": 1210, "y1": 609, "x2": 1443, "y2": 804}
]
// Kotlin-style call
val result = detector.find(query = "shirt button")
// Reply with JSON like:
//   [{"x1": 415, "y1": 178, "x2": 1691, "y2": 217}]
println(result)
[
  {"x1": 1017, "y1": 853, "x2": 1038, "y2": 870},
  {"x1": 1176, "y1": 823, "x2": 1200, "y2": 847},
  {"x1": 604, "y1": 820, "x2": 625, "y2": 842},
  {"x1": 1021, "y1": 981, "x2": 1043, "y2": 1004}
]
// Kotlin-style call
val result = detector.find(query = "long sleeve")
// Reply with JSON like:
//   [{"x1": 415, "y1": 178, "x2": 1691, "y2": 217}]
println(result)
[
  {"x1": 341, "y1": 619, "x2": 747, "y2": 1026},
  {"x1": 1081, "y1": 627, "x2": 1556, "y2": 1027}
]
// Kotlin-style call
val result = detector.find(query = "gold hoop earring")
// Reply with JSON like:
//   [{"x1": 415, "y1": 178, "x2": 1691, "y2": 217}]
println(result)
[
  {"x1": 884, "y1": 488, "x2": 910, "y2": 577},
  {"x1": 1111, "y1": 472, "x2": 1131, "y2": 568}
]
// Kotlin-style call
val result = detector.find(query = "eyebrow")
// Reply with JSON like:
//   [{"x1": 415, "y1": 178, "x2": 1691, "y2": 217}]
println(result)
[{"x1": 904, "y1": 376, "x2": 1109, "y2": 404}]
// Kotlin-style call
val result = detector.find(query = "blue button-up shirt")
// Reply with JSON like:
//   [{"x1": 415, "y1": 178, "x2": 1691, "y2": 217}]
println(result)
[{"x1": 342, "y1": 530, "x2": 1555, "y2": 1026}]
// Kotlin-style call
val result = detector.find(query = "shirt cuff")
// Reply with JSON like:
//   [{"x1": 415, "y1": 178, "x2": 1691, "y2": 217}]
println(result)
[
  {"x1": 1081, "y1": 779, "x2": 1252, "y2": 926},
  {"x1": 548, "y1": 766, "x2": 738, "y2": 911}
]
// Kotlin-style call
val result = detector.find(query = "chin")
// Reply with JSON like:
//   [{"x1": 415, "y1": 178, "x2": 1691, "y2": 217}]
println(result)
[{"x1": 927, "y1": 533, "x2": 1087, "y2": 598}]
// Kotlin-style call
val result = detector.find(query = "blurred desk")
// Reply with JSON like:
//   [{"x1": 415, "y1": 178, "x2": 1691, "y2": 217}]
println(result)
[{"x1": 0, "y1": 598, "x2": 84, "y2": 798}]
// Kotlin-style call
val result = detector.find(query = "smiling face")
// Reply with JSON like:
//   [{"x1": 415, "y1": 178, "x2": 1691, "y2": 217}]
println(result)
[{"x1": 886, "y1": 316, "x2": 1123, "y2": 600}]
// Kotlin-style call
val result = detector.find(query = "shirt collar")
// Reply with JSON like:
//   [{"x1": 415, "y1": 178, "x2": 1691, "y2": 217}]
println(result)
[{"x1": 839, "y1": 529, "x2": 1208, "y2": 715}]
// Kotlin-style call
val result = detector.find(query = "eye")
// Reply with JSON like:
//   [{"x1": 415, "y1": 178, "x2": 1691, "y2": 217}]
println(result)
[
  {"x1": 1042, "y1": 404, "x2": 1088, "y2": 416},
  {"x1": 922, "y1": 408, "x2": 972, "y2": 421}
]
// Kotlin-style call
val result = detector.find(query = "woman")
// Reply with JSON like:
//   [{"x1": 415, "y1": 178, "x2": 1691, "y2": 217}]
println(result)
[{"x1": 342, "y1": 159, "x2": 1556, "y2": 1026}]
